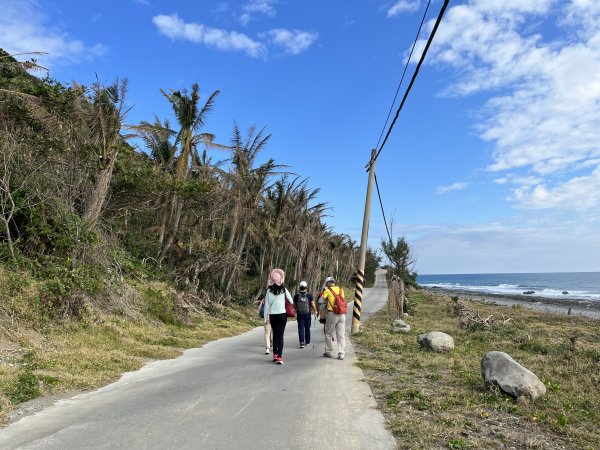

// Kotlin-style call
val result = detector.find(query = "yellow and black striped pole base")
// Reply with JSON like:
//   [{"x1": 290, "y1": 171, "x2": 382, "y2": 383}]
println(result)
[{"x1": 352, "y1": 269, "x2": 363, "y2": 334}]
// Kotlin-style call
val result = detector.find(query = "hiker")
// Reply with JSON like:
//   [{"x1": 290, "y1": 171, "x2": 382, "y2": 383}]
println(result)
[
  {"x1": 264, "y1": 268, "x2": 294, "y2": 365},
  {"x1": 321, "y1": 276, "x2": 347, "y2": 360},
  {"x1": 316, "y1": 283, "x2": 333, "y2": 341},
  {"x1": 293, "y1": 281, "x2": 315, "y2": 348},
  {"x1": 257, "y1": 294, "x2": 271, "y2": 355},
  {"x1": 316, "y1": 286, "x2": 328, "y2": 334}
]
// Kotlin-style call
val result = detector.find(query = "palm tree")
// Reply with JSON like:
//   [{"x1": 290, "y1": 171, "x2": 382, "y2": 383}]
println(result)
[
  {"x1": 129, "y1": 116, "x2": 177, "y2": 246},
  {"x1": 1, "y1": 63, "x2": 131, "y2": 228},
  {"x1": 158, "y1": 83, "x2": 220, "y2": 260},
  {"x1": 130, "y1": 116, "x2": 177, "y2": 170},
  {"x1": 82, "y1": 79, "x2": 132, "y2": 225},
  {"x1": 222, "y1": 124, "x2": 286, "y2": 292}
]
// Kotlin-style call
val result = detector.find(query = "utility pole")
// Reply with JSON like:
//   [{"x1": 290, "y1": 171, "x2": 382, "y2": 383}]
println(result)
[{"x1": 352, "y1": 149, "x2": 376, "y2": 334}]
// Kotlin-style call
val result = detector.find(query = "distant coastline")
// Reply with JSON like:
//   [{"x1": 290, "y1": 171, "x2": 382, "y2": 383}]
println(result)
[{"x1": 423, "y1": 286, "x2": 600, "y2": 319}]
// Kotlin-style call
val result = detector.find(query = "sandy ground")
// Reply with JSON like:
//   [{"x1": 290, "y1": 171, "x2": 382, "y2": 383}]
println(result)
[{"x1": 425, "y1": 287, "x2": 600, "y2": 319}]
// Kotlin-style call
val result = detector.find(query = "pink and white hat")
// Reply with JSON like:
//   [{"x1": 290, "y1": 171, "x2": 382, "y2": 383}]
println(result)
[{"x1": 268, "y1": 268, "x2": 285, "y2": 286}]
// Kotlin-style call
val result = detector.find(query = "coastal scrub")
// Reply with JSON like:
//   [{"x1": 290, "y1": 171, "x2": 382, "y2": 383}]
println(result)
[{"x1": 353, "y1": 290, "x2": 600, "y2": 449}]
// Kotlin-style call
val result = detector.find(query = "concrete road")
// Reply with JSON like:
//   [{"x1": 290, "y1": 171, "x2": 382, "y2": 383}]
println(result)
[{"x1": 0, "y1": 269, "x2": 394, "y2": 450}]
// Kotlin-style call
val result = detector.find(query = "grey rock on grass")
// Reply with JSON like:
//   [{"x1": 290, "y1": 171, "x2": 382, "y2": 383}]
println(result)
[
  {"x1": 417, "y1": 331, "x2": 454, "y2": 352},
  {"x1": 481, "y1": 351, "x2": 546, "y2": 401},
  {"x1": 391, "y1": 319, "x2": 411, "y2": 333}
]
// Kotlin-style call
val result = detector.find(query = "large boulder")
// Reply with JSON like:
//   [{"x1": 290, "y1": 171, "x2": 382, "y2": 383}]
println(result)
[
  {"x1": 481, "y1": 351, "x2": 546, "y2": 401},
  {"x1": 417, "y1": 331, "x2": 454, "y2": 352},
  {"x1": 391, "y1": 319, "x2": 411, "y2": 333}
]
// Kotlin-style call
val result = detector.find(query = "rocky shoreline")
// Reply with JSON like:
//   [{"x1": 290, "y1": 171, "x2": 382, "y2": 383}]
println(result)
[{"x1": 424, "y1": 287, "x2": 600, "y2": 319}]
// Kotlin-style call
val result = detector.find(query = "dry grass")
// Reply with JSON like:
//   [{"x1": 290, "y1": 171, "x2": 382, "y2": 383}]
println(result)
[
  {"x1": 352, "y1": 290, "x2": 600, "y2": 450},
  {"x1": 0, "y1": 270, "x2": 261, "y2": 424}
]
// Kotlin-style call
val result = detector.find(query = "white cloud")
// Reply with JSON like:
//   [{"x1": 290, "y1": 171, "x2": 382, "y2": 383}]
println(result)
[
  {"x1": 239, "y1": 0, "x2": 277, "y2": 25},
  {"x1": 576, "y1": 158, "x2": 600, "y2": 170},
  {"x1": 436, "y1": 182, "x2": 468, "y2": 194},
  {"x1": 152, "y1": 14, "x2": 266, "y2": 58},
  {"x1": 412, "y1": 0, "x2": 600, "y2": 212},
  {"x1": 153, "y1": 14, "x2": 317, "y2": 58},
  {"x1": 510, "y1": 165, "x2": 600, "y2": 212},
  {"x1": 387, "y1": 1, "x2": 420, "y2": 17},
  {"x1": 132, "y1": 0, "x2": 153, "y2": 7},
  {"x1": 563, "y1": 0, "x2": 600, "y2": 39},
  {"x1": 0, "y1": 0, "x2": 106, "y2": 66},
  {"x1": 262, "y1": 29, "x2": 318, "y2": 55},
  {"x1": 494, "y1": 174, "x2": 543, "y2": 186},
  {"x1": 403, "y1": 222, "x2": 600, "y2": 274}
]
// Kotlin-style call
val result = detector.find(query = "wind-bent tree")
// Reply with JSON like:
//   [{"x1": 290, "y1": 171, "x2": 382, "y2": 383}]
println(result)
[
  {"x1": 1, "y1": 65, "x2": 131, "y2": 229},
  {"x1": 158, "y1": 83, "x2": 220, "y2": 260},
  {"x1": 129, "y1": 116, "x2": 177, "y2": 246},
  {"x1": 83, "y1": 78, "x2": 131, "y2": 226},
  {"x1": 1, "y1": 48, "x2": 365, "y2": 314},
  {"x1": 223, "y1": 124, "x2": 279, "y2": 292},
  {"x1": 131, "y1": 116, "x2": 177, "y2": 170}
]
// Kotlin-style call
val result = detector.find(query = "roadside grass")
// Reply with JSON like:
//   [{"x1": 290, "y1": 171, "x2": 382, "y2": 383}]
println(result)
[
  {"x1": 352, "y1": 290, "x2": 600, "y2": 449},
  {"x1": 0, "y1": 268, "x2": 261, "y2": 424}
]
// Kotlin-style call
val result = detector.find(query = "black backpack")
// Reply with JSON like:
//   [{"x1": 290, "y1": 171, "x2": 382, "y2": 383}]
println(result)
[{"x1": 296, "y1": 293, "x2": 311, "y2": 314}]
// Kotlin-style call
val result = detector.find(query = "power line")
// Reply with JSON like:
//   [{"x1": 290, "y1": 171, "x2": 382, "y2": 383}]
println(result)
[
  {"x1": 374, "y1": 173, "x2": 393, "y2": 245},
  {"x1": 375, "y1": 0, "x2": 432, "y2": 150},
  {"x1": 367, "y1": 0, "x2": 450, "y2": 170}
]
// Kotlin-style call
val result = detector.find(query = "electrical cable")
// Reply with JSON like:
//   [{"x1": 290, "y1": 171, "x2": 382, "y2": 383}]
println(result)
[
  {"x1": 375, "y1": 0, "x2": 432, "y2": 150},
  {"x1": 374, "y1": 173, "x2": 393, "y2": 245},
  {"x1": 367, "y1": 0, "x2": 450, "y2": 170}
]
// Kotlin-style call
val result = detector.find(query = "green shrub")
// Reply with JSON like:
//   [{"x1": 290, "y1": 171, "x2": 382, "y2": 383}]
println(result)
[
  {"x1": 447, "y1": 438, "x2": 466, "y2": 449},
  {"x1": 6, "y1": 352, "x2": 40, "y2": 404},
  {"x1": 143, "y1": 287, "x2": 180, "y2": 325}
]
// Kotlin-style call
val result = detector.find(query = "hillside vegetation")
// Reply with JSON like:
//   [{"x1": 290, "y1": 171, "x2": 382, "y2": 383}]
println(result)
[{"x1": 0, "y1": 49, "x2": 380, "y2": 422}]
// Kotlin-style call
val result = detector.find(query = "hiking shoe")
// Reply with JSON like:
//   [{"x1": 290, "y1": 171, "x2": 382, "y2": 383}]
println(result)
[
  {"x1": 272, "y1": 353, "x2": 279, "y2": 362},
  {"x1": 276, "y1": 357, "x2": 283, "y2": 365},
  {"x1": 323, "y1": 352, "x2": 333, "y2": 358},
  {"x1": 338, "y1": 353, "x2": 345, "y2": 360},
  {"x1": 265, "y1": 348, "x2": 270, "y2": 355}
]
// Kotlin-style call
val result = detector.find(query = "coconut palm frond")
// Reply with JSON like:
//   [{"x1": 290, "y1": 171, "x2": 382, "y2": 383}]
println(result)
[
  {"x1": 0, "y1": 51, "x2": 49, "y2": 74},
  {"x1": 192, "y1": 89, "x2": 220, "y2": 132}
]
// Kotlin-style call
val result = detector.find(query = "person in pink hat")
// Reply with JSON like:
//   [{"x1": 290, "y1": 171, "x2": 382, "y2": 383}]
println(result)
[{"x1": 264, "y1": 268, "x2": 293, "y2": 364}]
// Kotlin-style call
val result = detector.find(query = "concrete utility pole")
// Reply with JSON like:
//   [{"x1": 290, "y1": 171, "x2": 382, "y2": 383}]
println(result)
[{"x1": 352, "y1": 149, "x2": 377, "y2": 334}]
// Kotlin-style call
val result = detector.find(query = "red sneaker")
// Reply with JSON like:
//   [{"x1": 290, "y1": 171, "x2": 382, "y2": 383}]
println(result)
[
  {"x1": 272, "y1": 354, "x2": 279, "y2": 362},
  {"x1": 276, "y1": 357, "x2": 283, "y2": 365}
]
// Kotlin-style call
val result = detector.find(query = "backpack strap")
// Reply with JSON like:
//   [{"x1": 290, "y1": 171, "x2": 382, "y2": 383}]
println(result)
[
  {"x1": 327, "y1": 287, "x2": 340, "y2": 309},
  {"x1": 328, "y1": 287, "x2": 342, "y2": 299}
]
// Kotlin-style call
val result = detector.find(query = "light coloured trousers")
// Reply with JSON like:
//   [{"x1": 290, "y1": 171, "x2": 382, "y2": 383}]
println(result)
[
  {"x1": 264, "y1": 322, "x2": 272, "y2": 349},
  {"x1": 325, "y1": 312, "x2": 346, "y2": 356}
]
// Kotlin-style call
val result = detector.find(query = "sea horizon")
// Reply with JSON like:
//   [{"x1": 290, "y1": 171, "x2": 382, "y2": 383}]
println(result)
[
  {"x1": 418, "y1": 270, "x2": 600, "y2": 276},
  {"x1": 416, "y1": 271, "x2": 600, "y2": 302}
]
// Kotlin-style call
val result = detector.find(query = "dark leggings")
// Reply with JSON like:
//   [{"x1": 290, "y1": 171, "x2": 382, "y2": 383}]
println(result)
[
  {"x1": 297, "y1": 313, "x2": 312, "y2": 344},
  {"x1": 270, "y1": 313, "x2": 288, "y2": 356}
]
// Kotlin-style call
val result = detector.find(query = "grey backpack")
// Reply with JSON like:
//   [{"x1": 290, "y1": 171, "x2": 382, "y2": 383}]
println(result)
[{"x1": 296, "y1": 293, "x2": 311, "y2": 314}]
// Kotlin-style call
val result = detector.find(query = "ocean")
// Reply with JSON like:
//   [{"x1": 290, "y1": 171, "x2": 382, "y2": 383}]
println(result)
[{"x1": 417, "y1": 272, "x2": 600, "y2": 302}]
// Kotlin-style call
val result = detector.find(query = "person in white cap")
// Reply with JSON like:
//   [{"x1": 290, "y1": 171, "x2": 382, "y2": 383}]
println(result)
[
  {"x1": 321, "y1": 276, "x2": 347, "y2": 360},
  {"x1": 293, "y1": 280, "x2": 315, "y2": 348}
]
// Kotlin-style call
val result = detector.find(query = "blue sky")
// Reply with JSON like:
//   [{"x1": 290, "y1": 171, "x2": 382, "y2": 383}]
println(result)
[{"x1": 2, "y1": 0, "x2": 600, "y2": 274}]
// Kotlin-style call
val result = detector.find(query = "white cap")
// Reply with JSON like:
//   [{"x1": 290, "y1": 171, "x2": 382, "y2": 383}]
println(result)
[
  {"x1": 299, "y1": 280, "x2": 308, "y2": 288},
  {"x1": 324, "y1": 276, "x2": 335, "y2": 283}
]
